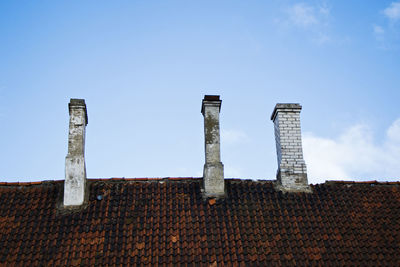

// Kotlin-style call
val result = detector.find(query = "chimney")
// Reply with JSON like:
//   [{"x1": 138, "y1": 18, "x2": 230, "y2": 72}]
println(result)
[
  {"x1": 202, "y1": 95, "x2": 224, "y2": 197},
  {"x1": 271, "y1": 103, "x2": 310, "y2": 192},
  {"x1": 64, "y1": 99, "x2": 88, "y2": 206}
]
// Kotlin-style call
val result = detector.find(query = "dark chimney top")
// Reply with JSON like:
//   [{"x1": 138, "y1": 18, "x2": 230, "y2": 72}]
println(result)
[
  {"x1": 204, "y1": 95, "x2": 220, "y2": 101},
  {"x1": 202, "y1": 95, "x2": 222, "y2": 114}
]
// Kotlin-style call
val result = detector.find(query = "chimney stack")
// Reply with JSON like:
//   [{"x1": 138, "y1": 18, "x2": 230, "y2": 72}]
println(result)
[
  {"x1": 64, "y1": 99, "x2": 88, "y2": 206},
  {"x1": 271, "y1": 103, "x2": 310, "y2": 192},
  {"x1": 202, "y1": 95, "x2": 224, "y2": 197}
]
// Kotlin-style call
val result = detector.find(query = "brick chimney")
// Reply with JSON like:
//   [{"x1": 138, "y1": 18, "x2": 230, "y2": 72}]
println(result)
[
  {"x1": 64, "y1": 99, "x2": 88, "y2": 206},
  {"x1": 202, "y1": 95, "x2": 224, "y2": 197},
  {"x1": 271, "y1": 103, "x2": 310, "y2": 192}
]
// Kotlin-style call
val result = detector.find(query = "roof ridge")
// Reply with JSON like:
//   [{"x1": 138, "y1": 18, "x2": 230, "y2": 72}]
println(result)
[
  {"x1": 325, "y1": 180, "x2": 400, "y2": 185},
  {"x1": 90, "y1": 177, "x2": 202, "y2": 181},
  {"x1": 0, "y1": 180, "x2": 64, "y2": 186},
  {"x1": 1, "y1": 178, "x2": 399, "y2": 187}
]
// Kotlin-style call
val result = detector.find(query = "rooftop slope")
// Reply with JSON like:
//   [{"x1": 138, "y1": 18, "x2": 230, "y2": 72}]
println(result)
[{"x1": 0, "y1": 178, "x2": 400, "y2": 266}]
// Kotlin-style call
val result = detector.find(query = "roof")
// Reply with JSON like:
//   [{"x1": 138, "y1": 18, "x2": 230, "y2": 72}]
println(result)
[{"x1": 1, "y1": 178, "x2": 400, "y2": 266}]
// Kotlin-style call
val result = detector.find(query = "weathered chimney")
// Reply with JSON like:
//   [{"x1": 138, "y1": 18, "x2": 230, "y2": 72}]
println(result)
[
  {"x1": 271, "y1": 103, "x2": 310, "y2": 192},
  {"x1": 64, "y1": 99, "x2": 88, "y2": 206},
  {"x1": 202, "y1": 95, "x2": 224, "y2": 197}
]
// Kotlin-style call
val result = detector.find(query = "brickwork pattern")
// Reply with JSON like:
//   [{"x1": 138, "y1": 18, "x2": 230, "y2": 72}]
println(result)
[{"x1": 271, "y1": 104, "x2": 309, "y2": 192}]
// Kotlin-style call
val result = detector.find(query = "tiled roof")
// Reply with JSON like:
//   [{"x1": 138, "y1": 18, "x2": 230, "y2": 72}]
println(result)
[{"x1": 1, "y1": 178, "x2": 400, "y2": 266}]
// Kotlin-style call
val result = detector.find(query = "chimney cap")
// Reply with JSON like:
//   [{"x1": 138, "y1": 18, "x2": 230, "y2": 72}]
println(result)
[
  {"x1": 204, "y1": 95, "x2": 220, "y2": 101},
  {"x1": 201, "y1": 95, "x2": 222, "y2": 114},
  {"x1": 271, "y1": 103, "x2": 302, "y2": 121},
  {"x1": 69, "y1": 98, "x2": 86, "y2": 106},
  {"x1": 69, "y1": 98, "x2": 88, "y2": 125}
]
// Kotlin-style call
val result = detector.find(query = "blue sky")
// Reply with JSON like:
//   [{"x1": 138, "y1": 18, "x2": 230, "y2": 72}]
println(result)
[{"x1": 1, "y1": 1, "x2": 400, "y2": 183}]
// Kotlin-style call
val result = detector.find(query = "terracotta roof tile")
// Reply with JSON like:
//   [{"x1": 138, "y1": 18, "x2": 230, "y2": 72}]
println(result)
[{"x1": 0, "y1": 178, "x2": 400, "y2": 266}]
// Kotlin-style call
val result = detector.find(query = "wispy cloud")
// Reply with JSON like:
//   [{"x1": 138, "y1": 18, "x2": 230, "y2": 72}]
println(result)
[
  {"x1": 373, "y1": 2, "x2": 400, "y2": 49},
  {"x1": 383, "y1": 1, "x2": 400, "y2": 22},
  {"x1": 373, "y1": 24, "x2": 385, "y2": 43},
  {"x1": 373, "y1": 25, "x2": 385, "y2": 36},
  {"x1": 276, "y1": 1, "x2": 334, "y2": 45},
  {"x1": 303, "y1": 118, "x2": 400, "y2": 184},
  {"x1": 287, "y1": 3, "x2": 319, "y2": 28}
]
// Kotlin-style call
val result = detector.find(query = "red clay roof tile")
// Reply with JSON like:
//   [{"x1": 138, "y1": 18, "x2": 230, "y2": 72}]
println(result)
[{"x1": 0, "y1": 178, "x2": 400, "y2": 265}]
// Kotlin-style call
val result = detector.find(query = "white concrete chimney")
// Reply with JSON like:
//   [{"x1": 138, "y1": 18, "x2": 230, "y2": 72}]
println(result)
[
  {"x1": 64, "y1": 99, "x2": 88, "y2": 206},
  {"x1": 271, "y1": 103, "x2": 310, "y2": 192},
  {"x1": 202, "y1": 95, "x2": 224, "y2": 197}
]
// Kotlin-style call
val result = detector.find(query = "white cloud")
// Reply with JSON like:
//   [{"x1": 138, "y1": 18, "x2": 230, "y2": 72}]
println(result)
[
  {"x1": 303, "y1": 119, "x2": 400, "y2": 184},
  {"x1": 287, "y1": 3, "x2": 318, "y2": 27},
  {"x1": 373, "y1": 25, "x2": 385, "y2": 36},
  {"x1": 373, "y1": 2, "x2": 400, "y2": 49},
  {"x1": 277, "y1": 2, "x2": 335, "y2": 45},
  {"x1": 221, "y1": 129, "x2": 249, "y2": 145},
  {"x1": 373, "y1": 24, "x2": 386, "y2": 46},
  {"x1": 387, "y1": 118, "x2": 400, "y2": 142},
  {"x1": 383, "y1": 1, "x2": 400, "y2": 22},
  {"x1": 286, "y1": 2, "x2": 331, "y2": 28},
  {"x1": 319, "y1": 5, "x2": 330, "y2": 16}
]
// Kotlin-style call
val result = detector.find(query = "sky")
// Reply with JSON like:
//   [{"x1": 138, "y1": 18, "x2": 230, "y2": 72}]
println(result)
[{"x1": 1, "y1": 0, "x2": 400, "y2": 184}]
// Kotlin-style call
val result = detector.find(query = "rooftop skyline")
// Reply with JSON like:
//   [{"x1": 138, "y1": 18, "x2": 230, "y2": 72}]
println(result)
[{"x1": 1, "y1": 1, "x2": 400, "y2": 183}]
